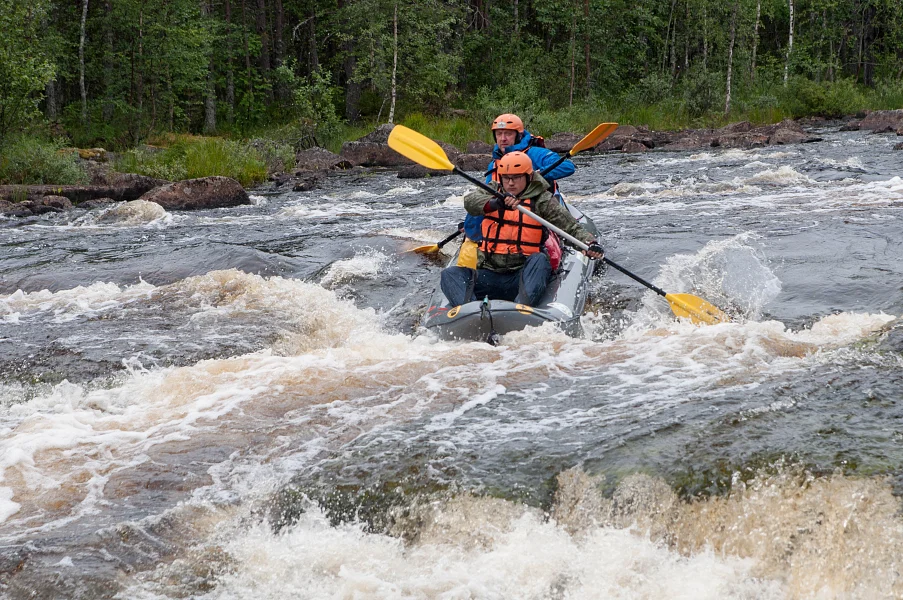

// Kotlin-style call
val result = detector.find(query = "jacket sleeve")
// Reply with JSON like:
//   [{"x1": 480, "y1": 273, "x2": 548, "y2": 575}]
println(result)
[
  {"x1": 529, "y1": 147, "x2": 575, "y2": 181},
  {"x1": 534, "y1": 192, "x2": 595, "y2": 246},
  {"x1": 463, "y1": 185, "x2": 497, "y2": 216}
]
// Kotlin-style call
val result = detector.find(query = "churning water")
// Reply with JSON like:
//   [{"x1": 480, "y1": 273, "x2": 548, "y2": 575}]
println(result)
[{"x1": 2, "y1": 128, "x2": 903, "y2": 599}]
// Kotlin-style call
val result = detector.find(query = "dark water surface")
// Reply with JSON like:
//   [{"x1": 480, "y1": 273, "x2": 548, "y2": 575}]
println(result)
[{"x1": 2, "y1": 128, "x2": 903, "y2": 599}]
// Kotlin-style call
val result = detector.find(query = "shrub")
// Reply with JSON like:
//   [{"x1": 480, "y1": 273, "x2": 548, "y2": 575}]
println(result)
[
  {"x1": 0, "y1": 136, "x2": 88, "y2": 185},
  {"x1": 682, "y1": 68, "x2": 723, "y2": 118},
  {"x1": 781, "y1": 77, "x2": 866, "y2": 118},
  {"x1": 115, "y1": 136, "x2": 268, "y2": 187}
]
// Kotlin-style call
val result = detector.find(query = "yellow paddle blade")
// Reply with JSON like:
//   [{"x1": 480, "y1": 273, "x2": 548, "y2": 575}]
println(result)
[
  {"x1": 407, "y1": 244, "x2": 440, "y2": 255},
  {"x1": 570, "y1": 122, "x2": 619, "y2": 155},
  {"x1": 387, "y1": 125, "x2": 456, "y2": 171},
  {"x1": 665, "y1": 293, "x2": 730, "y2": 325}
]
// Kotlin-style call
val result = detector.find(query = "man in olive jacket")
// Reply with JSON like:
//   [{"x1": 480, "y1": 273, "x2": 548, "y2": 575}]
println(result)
[{"x1": 440, "y1": 151, "x2": 603, "y2": 307}]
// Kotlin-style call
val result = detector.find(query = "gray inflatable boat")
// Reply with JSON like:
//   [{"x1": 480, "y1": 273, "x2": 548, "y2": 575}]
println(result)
[{"x1": 420, "y1": 202, "x2": 601, "y2": 344}]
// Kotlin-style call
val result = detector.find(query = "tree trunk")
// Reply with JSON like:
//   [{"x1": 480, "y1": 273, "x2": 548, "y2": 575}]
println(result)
[
  {"x1": 241, "y1": 0, "x2": 253, "y2": 123},
  {"x1": 684, "y1": 0, "x2": 689, "y2": 72},
  {"x1": 273, "y1": 0, "x2": 284, "y2": 66},
  {"x1": 225, "y1": 0, "x2": 235, "y2": 124},
  {"x1": 725, "y1": 0, "x2": 738, "y2": 114},
  {"x1": 568, "y1": 6, "x2": 576, "y2": 106},
  {"x1": 79, "y1": 0, "x2": 90, "y2": 125},
  {"x1": 202, "y1": 0, "x2": 216, "y2": 133},
  {"x1": 751, "y1": 0, "x2": 760, "y2": 80},
  {"x1": 338, "y1": 0, "x2": 361, "y2": 122},
  {"x1": 663, "y1": 0, "x2": 675, "y2": 73},
  {"x1": 103, "y1": 0, "x2": 114, "y2": 122},
  {"x1": 584, "y1": 0, "x2": 590, "y2": 96},
  {"x1": 388, "y1": 3, "x2": 397, "y2": 124},
  {"x1": 513, "y1": 0, "x2": 518, "y2": 45},
  {"x1": 45, "y1": 79, "x2": 59, "y2": 121},
  {"x1": 784, "y1": 0, "x2": 794, "y2": 85},
  {"x1": 256, "y1": 0, "x2": 272, "y2": 102},
  {"x1": 702, "y1": 1, "x2": 708, "y2": 72},
  {"x1": 136, "y1": 1, "x2": 144, "y2": 144},
  {"x1": 307, "y1": 9, "x2": 318, "y2": 73}
]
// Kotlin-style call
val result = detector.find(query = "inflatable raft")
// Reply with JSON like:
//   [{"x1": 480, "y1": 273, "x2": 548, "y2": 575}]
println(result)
[{"x1": 421, "y1": 202, "x2": 601, "y2": 344}]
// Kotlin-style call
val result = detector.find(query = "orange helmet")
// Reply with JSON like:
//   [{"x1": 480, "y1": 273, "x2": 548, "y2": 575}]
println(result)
[
  {"x1": 491, "y1": 113, "x2": 525, "y2": 133},
  {"x1": 496, "y1": 151, "x2": 533, "y2": 176}
]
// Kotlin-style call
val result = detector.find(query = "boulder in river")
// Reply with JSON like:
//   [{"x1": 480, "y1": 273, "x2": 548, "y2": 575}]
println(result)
[
  {"x1": 397, "y1": 165, "x2": 452, "y2": 179},
  {"x1": 95, "y1": 199, "x2": 167, "y2": 225},
  {"x1": 139, "y1": 176, "x2": 249, "y2": 210},
  {"x1": 340, "y1": 125, "x2": 461, "y2": 167},
  {"x1": 295, "y1": 147, "x2": 352, "y2": 171},
  {"x1": 466, "y1": 140, "x2": 493, "y2": 155},
  {"x1": 858, "y1": 110, "x2": 903, "y2": 133},
  {"x1": 455, "y1": 154, "x2": 492, "y2": 172}
]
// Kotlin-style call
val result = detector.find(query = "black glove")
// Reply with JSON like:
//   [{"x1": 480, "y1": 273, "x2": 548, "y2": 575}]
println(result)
[
  {"x1": 486, "y1": 197, "x2": 505, "y2": 213},
  {"x1": 585, "y1": 242, "x2": 604, "y2": 258},
  {"x1": 457, "y1": 221, "x2": 465, "y2": 232}
]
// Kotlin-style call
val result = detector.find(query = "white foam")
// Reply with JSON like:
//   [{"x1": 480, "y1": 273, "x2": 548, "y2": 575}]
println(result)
[
  {"x1": 193, "y1": 503, "x2": 783, "y2": 600},
  {"x1": 320, "y1": 249, "x2": 392, "y2": 288},
  {"x1": 0, "y1": 280, "x2": 156, "y2": 324},
  {"x1": 745, "y1": 165, "x2": 813, "y2": 185}
]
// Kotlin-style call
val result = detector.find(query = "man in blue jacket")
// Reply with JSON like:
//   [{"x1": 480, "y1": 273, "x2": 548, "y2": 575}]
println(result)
[{"x1": 460, "y1": 114, "x2": 576, "y2": 265}]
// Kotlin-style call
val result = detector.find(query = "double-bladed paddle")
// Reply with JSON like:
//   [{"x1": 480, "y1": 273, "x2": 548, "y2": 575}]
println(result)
[
  {"x1": 408, "y1": 122, "x2": 619, "y2": 256},
  {"x1": 406, "y1": 229, "x2": 462, "y2": 255},
  {"x1": 388, "y1": 124, "x2": 730, "y2": 325}
]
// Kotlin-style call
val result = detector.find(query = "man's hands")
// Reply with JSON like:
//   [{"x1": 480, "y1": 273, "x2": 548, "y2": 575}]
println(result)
[
  {"x1": 485, "y1": 193, "x2": 520, "y2": 214},
  {"x1": 584, "y1": 241, "x2": 604, "y2": 259},
  {"x1": 501, "y1": 193, "x2": 521, "y2": 209}
]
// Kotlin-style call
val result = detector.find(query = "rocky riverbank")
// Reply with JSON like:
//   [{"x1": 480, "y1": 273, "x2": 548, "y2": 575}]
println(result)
[{"x1": 3, "y1": 110, "x2": 901, "y2": 218}]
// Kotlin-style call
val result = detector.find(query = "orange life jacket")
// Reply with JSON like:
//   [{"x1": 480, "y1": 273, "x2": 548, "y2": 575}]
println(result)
[{"x1": 480, "y1": 197, "x2": 545, "y2": 256}]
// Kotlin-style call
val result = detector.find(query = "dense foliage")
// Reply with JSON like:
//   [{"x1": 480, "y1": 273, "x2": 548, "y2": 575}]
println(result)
[{"x1": 3, "y1": 0, "x2": 902, "y2": 150}]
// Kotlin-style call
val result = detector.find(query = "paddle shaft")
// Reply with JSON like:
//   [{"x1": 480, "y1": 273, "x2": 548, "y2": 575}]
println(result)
[
  {"x1": 455, "y1": 167, "x2": 669, "y2": 299},
  {"x1": 436, "y1": 229, "x2": 462, "y2": 249},
  {"x1": 539, "y1": 151, "x2": 572, "y2": 178}
]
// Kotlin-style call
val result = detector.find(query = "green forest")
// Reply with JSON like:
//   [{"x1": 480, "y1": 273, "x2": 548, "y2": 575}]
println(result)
[{"x1": 2, "y1": 0, "x2": 902, "y2": 183}]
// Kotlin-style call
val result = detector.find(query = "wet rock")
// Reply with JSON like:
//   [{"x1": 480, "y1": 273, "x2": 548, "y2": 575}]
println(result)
[
  {"x1": 78, "y1": 197, "x2": 117, "y2": 210},
  {"x1": 0, "y1": 199, "x2": 32, "y2": 217},
  {"x1": 358, "y1": 123, "x2": 396, "y2": 144},
  {"x1": 295, "y1": 146, "x2": 352, "y2": 171},
  {"x1": 662, "y1": 131, "x2": 717, "y2": 151},
  {"x1": 0, "y1": 174, "x2": 166, "y2": 206},
  {"x1": 139, "y1": 176, "x2": 249, "y2": 210},
  {"x1": 96, "y1": 199, "x2": 166, "y2": 224},
  {"x1": 769, "y1": 128, "x2": 815, "y2": 145},
  {"x1": 839, "y1": 121, "x2": 861, "y2": 131},
  {"x1": 859, "y1": 110, "x2": 903, "y2": 133},
  {"x1": 455, "y1": 153, "x2": 491, "y2": 172},
  {"x1": 622, "y1": 140, "x2": 649, "y2": 153},
  {"x1": 340, "y1": 125, "x2": 461, "y2": 168},
  {"x1": 894, "y1": 142, "x2": 903, "y2": 151},
  {"x1": 31, "y1": 195, "x2": 73, "y2": 213},
  {"x1": 716, "y1": 121, "x2": 753, "y2": 134},
  {"x1": 292, "y1": 172, "x2": 326, "y2": 191},
  {"x1": 466, "y1": 140, "x2": 493, "y2": 154},
  {"x1": 545, "y1": 132, "x2": 582, "y2": 153},
  {"x1": 712, "y1": 132, "x2": 769, "y2": 149},
  {"x1": 397, "y1": 165, "x2": 452, "y2": 179}
]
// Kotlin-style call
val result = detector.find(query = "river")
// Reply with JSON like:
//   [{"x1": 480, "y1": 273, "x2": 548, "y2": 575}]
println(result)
[{"x1": 1, "y1": 127, "x2": 902, "y2": 599}]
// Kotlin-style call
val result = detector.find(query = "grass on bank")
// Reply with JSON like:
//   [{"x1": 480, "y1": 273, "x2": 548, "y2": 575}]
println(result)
[
  {"x1": 0, "y1": 137, "x2": 89, "y2": 186},
  {"x1": 115, "y1": 134, "x2": 292, "y2": 187}
]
